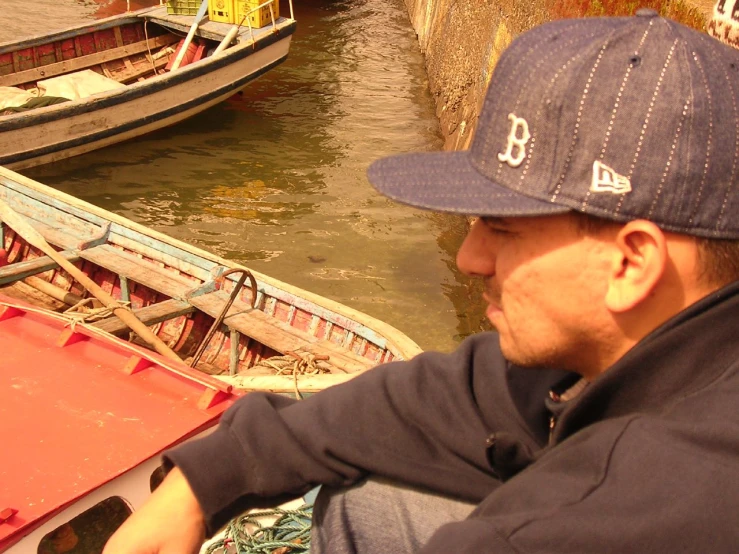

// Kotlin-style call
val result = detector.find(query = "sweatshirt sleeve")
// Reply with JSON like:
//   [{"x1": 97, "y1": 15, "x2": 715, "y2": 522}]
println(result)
[{"x1": 164, "y1": 333, "x2": 566, "y2": 534}]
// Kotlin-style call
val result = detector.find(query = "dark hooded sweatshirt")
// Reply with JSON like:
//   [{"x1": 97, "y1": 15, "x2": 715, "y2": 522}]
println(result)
[{"x1": 166, "y1": 281, "x2": 739, "y2": 552}]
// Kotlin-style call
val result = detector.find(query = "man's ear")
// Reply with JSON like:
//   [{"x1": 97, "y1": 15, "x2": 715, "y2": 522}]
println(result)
[{"x1": 605, "y1": 220, "x2": 668, "y2": 312}]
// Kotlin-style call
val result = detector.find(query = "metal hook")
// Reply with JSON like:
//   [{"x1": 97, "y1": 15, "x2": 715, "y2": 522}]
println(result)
[{"x1": 190, "y1": 268, "x2": 258, "y2": 368}]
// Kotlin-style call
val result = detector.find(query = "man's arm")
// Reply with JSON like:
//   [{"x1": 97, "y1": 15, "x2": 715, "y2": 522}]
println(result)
[
  {"x1": 168, "y1": 333, "x2": 565, "y2": 533},
  {"x1": 102, "y1": 467, "x2": 205, "y2": 554},
  {"x1": 105, "y1": 333, "x2": 566, "y2": 551}
]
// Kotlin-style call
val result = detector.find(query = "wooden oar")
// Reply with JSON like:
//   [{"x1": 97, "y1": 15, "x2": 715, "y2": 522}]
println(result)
[
  {"x1": 170, "y1": 0, "x2": 209, "y2": 71},
  {"x1": 0, "y1": 199, "x2": 182, "y2": 363}
]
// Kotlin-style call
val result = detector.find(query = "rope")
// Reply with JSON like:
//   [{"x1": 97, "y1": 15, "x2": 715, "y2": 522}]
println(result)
[
  {"x1": 204, "y1": 504, "x2": 313, "y2": 554},
  {"x1": 253, "y1": 353, "x2": 332, "y2": 399},
  {"x1": 63, "y1": 298, "x2": 131, "y2": 325}
]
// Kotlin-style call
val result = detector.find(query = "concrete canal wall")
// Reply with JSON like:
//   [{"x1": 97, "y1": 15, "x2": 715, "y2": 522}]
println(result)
[{"x1": 403, "y1": 0, "x2": 714, "y2": 152}]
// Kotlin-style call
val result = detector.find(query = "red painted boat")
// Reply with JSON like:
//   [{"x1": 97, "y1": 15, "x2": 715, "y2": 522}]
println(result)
[{"x1": 0, "y1": 294, "x2": 241, "y2": 553}]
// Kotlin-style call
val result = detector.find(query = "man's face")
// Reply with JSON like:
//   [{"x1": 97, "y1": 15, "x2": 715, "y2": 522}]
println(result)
[{"x1": 456, "y1": 214, "x2": 616, "y2": 374}]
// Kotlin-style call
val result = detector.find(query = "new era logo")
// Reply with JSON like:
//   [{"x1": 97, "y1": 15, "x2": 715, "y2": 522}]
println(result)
[{"x1": 590, "y1": 161, "x2": 632, "y2": 194}]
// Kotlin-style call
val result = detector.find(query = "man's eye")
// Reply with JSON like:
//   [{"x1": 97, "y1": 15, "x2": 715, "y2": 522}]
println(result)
[
  {"x1": 479, "y1": 217, "x2": 516, "y2": 237},
  {"x1": 483, "y1": 223, "x2": 511, "y2": 235}
]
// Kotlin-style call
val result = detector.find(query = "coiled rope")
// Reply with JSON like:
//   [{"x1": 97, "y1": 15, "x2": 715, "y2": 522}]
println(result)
[
  {"x1": 253, "y1": 352, "x2": 333, "y2": 399},
  {"x1": 204, "y1": 504, "x2": 313, "y2": 554}
]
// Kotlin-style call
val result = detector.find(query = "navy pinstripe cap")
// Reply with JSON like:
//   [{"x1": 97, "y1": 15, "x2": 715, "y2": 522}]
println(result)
[{"x1": 368, "y1": 10, "x2": 739, "y2": 239}]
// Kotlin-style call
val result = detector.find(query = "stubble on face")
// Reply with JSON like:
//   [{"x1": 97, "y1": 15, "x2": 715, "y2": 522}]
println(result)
[{"x1": 481, "y1": 215, "x2": 616, "y2": 375}]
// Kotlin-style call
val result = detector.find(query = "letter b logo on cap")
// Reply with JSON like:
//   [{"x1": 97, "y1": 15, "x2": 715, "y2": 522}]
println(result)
[{"x1": 498, "y1": 113, "x2": 531, "y2": 168}]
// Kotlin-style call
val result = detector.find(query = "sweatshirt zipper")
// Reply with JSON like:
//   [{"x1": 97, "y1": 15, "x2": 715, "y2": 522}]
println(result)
[
  {"x1": 548, "y1": 390, "x2": 560, "y2": 445},
  {"x1": 547, "y1": 378, "x2": 589, "y2": 445},
  {"x1": 548, "y1": 414, "x2": 556, "y2": 445}
]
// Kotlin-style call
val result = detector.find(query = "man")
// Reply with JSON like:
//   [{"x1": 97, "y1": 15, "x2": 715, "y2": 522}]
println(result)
[{"x1": 106, "y1": 9, "x2": 739, "y2": 553}]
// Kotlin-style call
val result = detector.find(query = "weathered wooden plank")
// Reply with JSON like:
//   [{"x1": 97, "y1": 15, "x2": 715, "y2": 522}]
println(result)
[
  {"x1": 6, "y1": 214, "x2": 103, "y2": 252},
  {"x1": 73, "y1": 37, "x2": 83, "y2": 57},
  {"x1": 113, "y1": 27, "x2": 125, "y2": 48},
  {"x1": 53, "y1": 41, "x2": 64, "y2": 64},
  {"x1": 0, "y1": 250, "x2": 81, "y2": 285},
  {"x1": 1, "y1": 180, "x2": 216, "y2": 272},
  {"x1": 0, "y1": 33, "x2": 179, "y2": 87},
  {"x1": 115, "y1": 55, "x2": 169, "y2": 84},
  {"x1": 189, "y1": 290, "x2": 313, "y2": 354},
  {"x1": 217, "y1": 373, "x2": 359, "y2": 393},
  {"x1": 92, "y1": 298, "x2": 194, "y2": 335},
  {"x1": 78, "y1": 243, "x2": 197, "y2": 298}
]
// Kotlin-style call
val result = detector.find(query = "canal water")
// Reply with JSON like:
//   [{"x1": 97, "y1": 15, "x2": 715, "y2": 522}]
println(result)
[{"x1": 1, "y1": 0, "x2": 489, "y2": 352}]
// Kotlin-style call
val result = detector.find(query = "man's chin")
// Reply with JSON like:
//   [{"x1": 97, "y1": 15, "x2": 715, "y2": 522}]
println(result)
[{"x1": 499, "y1": 340, "x2": 557, "y2": 370}]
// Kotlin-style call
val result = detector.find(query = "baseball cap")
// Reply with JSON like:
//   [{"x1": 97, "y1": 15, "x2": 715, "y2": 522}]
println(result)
[{"x1": 367, "y1": 10, "x2": 739, "y2": 239}]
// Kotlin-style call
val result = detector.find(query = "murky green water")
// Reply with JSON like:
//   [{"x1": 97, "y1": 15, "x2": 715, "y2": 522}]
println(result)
[{"x1": 1, "y1": 0, "x2": 489, "y2": 352}]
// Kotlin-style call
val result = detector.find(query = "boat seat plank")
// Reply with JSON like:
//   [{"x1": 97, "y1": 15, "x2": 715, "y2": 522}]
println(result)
[
  {"x1": 0, "y1": 250, "x2": 81, "y2": 285},
  {"x1": 188, "y1": 291, "x2": 373, "y2": 372},
  {"x1": 78, "y1": 244, "x2": 197, "y2": 298},
  {"x1": 6, "y1": 212, "x2": 100, "y2": 251},
  {"x1": 188, "y1": 290, "x2": 315, "y2": 353},
  {"x1": 91, "y1": 298, "x2": 194, "y2": 335},
  {"x1": 0, "y1": 34, "x2": 180, "y2": 88}
]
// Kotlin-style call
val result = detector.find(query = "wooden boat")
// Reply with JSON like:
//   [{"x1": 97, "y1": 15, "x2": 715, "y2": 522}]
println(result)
[
  {"x1": 0, "y1": 165, "x2": 423, "y2": 391},
  {"x1": 0, "y1": 3, "x2": 297, "y2": 170}
]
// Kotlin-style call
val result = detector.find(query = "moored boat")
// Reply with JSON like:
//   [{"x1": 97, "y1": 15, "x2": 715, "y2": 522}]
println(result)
[
  {"x1": 0, "y1": 165, "x2": 422, "y2": 390},
  {"x1": 0, "y1": 2, "x2": 296, "y2": 169}
]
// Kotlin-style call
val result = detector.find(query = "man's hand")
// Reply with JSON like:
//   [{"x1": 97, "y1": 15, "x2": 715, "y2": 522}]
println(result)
[{"x1": 103, "y1": 466, "x2": 207, "y2": 554}]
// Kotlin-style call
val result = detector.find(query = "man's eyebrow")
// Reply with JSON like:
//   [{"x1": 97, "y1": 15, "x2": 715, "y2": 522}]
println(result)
[{"x1": 480, "y1": 216, "x2": 510, "y2": 227}]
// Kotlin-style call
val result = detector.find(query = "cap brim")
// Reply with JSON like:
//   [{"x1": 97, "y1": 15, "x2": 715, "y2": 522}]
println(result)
[{"x1": 367, "y1": 151, "x2": 570, "y2": 217}]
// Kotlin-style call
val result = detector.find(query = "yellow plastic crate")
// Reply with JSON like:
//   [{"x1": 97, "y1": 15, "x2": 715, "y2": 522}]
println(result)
[
  {"x1": 167, "y1": 0, "x2": 202, "y2": 15},
  {"x1": 208, "y1": 0, "x2": 237, "y2": 23},
  {"x1": 236, "y1": 0, "x2": 279, "y2": 28}
]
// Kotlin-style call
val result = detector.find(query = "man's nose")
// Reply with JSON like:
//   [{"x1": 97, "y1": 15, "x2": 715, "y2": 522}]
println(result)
[{"x1": 456, "y1": 218, "x2": 496, "y2": 277}]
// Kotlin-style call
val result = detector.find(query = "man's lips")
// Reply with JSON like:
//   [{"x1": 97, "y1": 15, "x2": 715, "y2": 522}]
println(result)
[{"x1": 483, "y1": 291, "x2": 502, "y2": 316}]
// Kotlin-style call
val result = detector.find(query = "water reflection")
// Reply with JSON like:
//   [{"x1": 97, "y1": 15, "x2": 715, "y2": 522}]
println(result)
[{"x1": 10, "y1": 0, "x2": 490, "y2": 351}]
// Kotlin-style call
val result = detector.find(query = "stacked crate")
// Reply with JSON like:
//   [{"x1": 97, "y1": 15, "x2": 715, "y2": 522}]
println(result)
[
  {"x1": 166, "y1": 0, "x2": 202, "y2": 15},
  {"x1": 196, "y1": 0, "x2": 279, "y2": 28},
  {"x1": 236, "y1": 0, "x2": 279, "y2": 28},
  {"x1": 207, "y1": 0, "x2": 237, "y2": 23}
]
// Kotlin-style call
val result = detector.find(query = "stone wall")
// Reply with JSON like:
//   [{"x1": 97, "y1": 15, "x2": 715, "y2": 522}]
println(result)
[{"x1": 403, "y1": 0, "x2": 714, "y2": 152}]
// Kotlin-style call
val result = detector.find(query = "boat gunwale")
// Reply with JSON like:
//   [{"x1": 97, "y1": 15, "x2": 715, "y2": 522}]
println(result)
[{"x1": 0, "y1": 7, "x2": 160, "y2": 53}]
